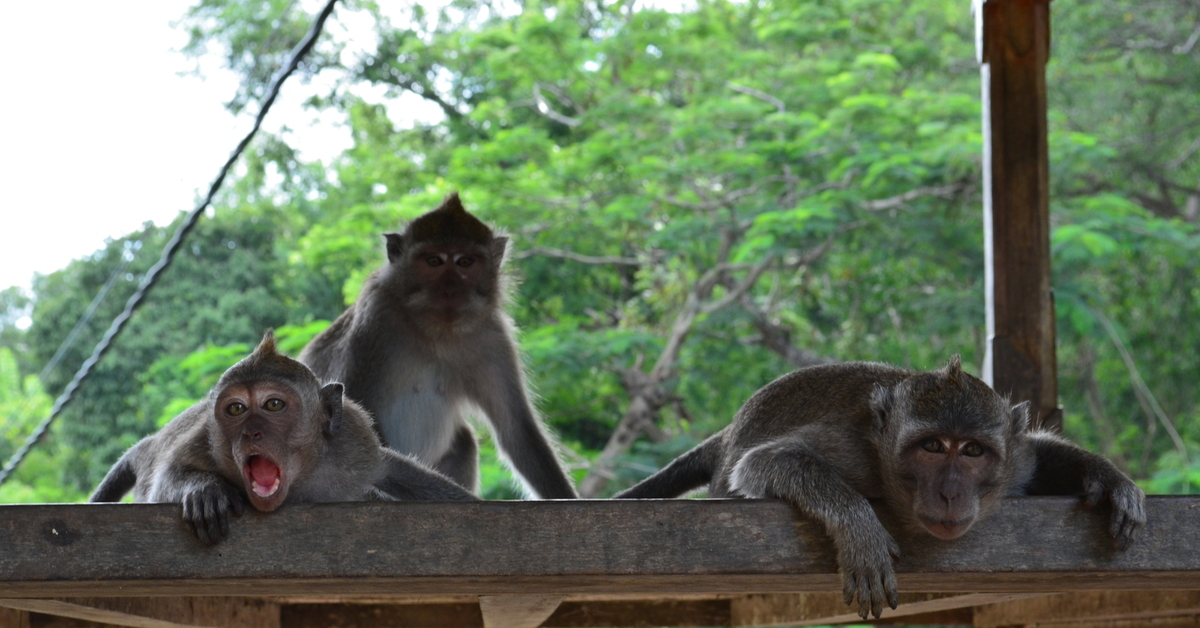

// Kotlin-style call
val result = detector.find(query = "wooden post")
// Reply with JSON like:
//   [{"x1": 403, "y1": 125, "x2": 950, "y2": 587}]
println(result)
[{"x1": 976, "y1": 0, "x2": 1062, "y2": 431}]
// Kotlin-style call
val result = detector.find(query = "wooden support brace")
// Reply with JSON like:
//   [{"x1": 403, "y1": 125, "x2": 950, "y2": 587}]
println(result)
[{"x1": 480, "y1": 596, "x2": 564, "y2": 628}]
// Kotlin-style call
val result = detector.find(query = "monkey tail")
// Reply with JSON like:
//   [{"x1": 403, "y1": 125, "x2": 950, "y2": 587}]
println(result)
[
  {"x1": 615, "y1": 432, "x2": 723, "y2": 498},
  {"x1": 89, "y1": 440, "x2": 144, "y2": 502}
]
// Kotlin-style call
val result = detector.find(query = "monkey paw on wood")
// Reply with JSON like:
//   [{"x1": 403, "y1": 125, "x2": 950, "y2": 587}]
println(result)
[
  {"x1": 835, "y1": 518, "x2": 901, "y2": 619},
  {"x1": 181, "y1": 482, "x2": 246, "y2": 546}
]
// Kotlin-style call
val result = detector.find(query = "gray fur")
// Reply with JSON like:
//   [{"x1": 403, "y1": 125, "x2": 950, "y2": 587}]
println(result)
[
  {"x1": 299, "y1": 194, "x2": 577, "y2": 499},
  {"x1": 617, "y1": 356, "x2": 1146, "y2": 620},
  {"x1": 90, "y1": 332, "x2": 477, "y2": 545}
]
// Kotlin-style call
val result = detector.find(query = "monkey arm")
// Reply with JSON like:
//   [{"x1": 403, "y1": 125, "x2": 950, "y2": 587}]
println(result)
[
  {"x1": 1023, "y1": 432, "x2": 1146, "y2": 549},
  {"x1": 730, "y1": 437, "x2": 900, "y2": 620},
  {"x1": 374, "y1": 449, "x2": 480, "y2": 501},
  {"x1": 473, "y1": 355, "x2": 578, "y2": 499}
]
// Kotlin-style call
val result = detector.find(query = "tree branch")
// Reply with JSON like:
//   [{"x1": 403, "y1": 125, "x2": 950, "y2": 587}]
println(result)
[
  {"x1": 533, "y1": 83, "x2": 582, "y2": 127},
  {"x1": 726, "y1": 82, "x2": 785, "y2": 113},
  {"x1": 513, "y1": 246, "x2": 643, "y2": 266},
  {"x1": 860, "y1": 184, "x2": 965, "y2": 211}
]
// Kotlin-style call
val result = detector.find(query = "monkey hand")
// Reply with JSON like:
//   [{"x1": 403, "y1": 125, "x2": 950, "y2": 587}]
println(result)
[
  {"x1": 181, "y1": 482, "x2": 246, "y2": 545},
  {"x1": 1085, "y1": 471, "x2": 1146, "y2": 551},
  {"x1": 834, "y1": 520, "x2": 901, "y2": 620}
]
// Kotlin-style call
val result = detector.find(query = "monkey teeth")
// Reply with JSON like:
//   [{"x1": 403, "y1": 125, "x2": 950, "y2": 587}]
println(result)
[{"x1": 251, "y1": 477, "x2": 281, "y2": 497}]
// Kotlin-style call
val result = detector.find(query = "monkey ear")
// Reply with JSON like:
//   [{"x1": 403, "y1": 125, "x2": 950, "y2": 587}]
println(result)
[
  {"x1": 1010, "y1": 400, "x2": 1031, "y2": 435},
  {"x1": 320, "y1": 382, "x2": 345, "y2": 438},
  {"x1": 869, "y1": 384, "x2": 894, "y2": 432},
  {"x1": 384, "y1": 233, "x2": 404, "y2": 264},
  {"x1": 490, "y1": 236, "x2": 508, "y2": 261}
]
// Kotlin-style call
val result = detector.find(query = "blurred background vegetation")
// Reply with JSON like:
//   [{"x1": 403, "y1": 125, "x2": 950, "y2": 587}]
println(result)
[{"x1": 1, "y1": 0, "x2": 1197, "y2": 501}]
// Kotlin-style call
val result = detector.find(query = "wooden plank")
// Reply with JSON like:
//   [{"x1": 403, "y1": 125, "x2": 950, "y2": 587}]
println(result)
[
  {"x1": 975, "y1": 591, "x2": 1200, "y2": 626},
  {"x1": 546, "y1": 600, "x2": 731, "y2": 628},
  {"x1": 280, "y1": 602, "x2": 484, "y2": 628},
  {"x1": 976, "y1": 0, "x2": 1061, "y2": 430},
  {"x1": 0, "y1": 599, "x2": 278, "y2": 628},
  {"x1": 479, "y1": 596, "x2": 563, "y2": 628},
  {"x1": 28, "y1": 615, "x2": 115, "y2": 628},
  {"x1": 0, "y1": 606, "x2": 31, "y2": 628},
  {"x1": 728, "y1": 592, "x2": 1042, "y2": 626},
  {"x1": 1054, "y1": 618, "x2": 1200, "y2": 628},
  {"x1": 0, "y1": 498, "x2": 1196, "y2": 597}
]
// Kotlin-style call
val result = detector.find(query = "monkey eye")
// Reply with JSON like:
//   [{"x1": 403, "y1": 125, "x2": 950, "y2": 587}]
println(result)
[
  {"x1": 226, "y1": 402, "x2": 247, "y2": 417},
  {"x1": 455, "y1": 255, "x2": 475, "y2": 268},
  {"x1": 426, "y1": 255, "x2": 444, "y2": 267},
  {"x1": 263, "y1": 398, "x2": 286, "y2": 412},
  {"x1": 920, "y1": 438, "x2": 945, "y2": 453},
  {"x1": 962, "y1": 442, "x2": 986, "y2": 457}
]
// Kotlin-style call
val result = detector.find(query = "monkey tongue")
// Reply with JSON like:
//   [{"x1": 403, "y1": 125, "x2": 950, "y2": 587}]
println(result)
[{"x1": 247, "y1": 456, "x2": 282, "y2": 497}]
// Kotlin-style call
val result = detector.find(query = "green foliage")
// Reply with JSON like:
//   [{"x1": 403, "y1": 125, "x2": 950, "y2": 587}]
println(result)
[{"x1": 1, "y1": 0, "x2": 1198, "y2": 499}]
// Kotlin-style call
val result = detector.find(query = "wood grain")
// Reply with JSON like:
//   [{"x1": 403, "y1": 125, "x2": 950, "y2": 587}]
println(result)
[
  {"x1": 978, "y1": 0, "x2": 1060, "y2": 430},
  {"x1": 0, "y1": 498, "x2": 1196, "y2": 597}
]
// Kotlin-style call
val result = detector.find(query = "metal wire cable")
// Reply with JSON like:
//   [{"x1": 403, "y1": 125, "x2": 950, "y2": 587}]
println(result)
[{"x1": 0, "y1": 0, "x2": 340, "y2": 486}]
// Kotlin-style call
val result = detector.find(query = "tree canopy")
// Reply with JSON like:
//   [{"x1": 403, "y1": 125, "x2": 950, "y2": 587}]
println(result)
[{"x1": 2, "y1": 0, "x2": 1198, "y2": 501}]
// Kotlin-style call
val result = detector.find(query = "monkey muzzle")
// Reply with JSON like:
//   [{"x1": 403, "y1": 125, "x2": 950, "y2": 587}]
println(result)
[{"x1": 245, "y1": 455, "x2": 283, "y2": 501}]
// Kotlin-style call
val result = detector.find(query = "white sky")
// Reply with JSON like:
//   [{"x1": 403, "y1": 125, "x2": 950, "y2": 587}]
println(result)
[{"x1": 0, "y1": 1, "x2": 361, "y2": 295}]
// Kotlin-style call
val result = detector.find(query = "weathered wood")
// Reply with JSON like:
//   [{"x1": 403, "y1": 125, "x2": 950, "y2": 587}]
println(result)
[
  {"x1": 0, "y1": 599, "x2": 278, "y2": 628},
  {"x1": 975, "y1": 591, "x2": 1200, "y2": 626},
  {"x1": 479, "y1": 596, "x2": 563, "y2": 628},
  {"x1": 547, "y1": 600, "x2": 731, "y2": 628},
  {"x1": 28, "y1": 615, "x2": 115, "y2": 628},
  {"x1": 1057, "y1": 618, "x2": 1200, "y2": 628},
  {"x1": 728, "y1": 593, "x2": 1043, "y2": 626},
  {"x1": 976, "y1": 0, "x2": 1060, "y2": 431},
  {"x1": 0, "y1": 499, "x2": 1197, "y2": 597},
  {"x1": 0, "y1": 606, "x2": 31, "y2": 628},
  {"x1": 280, "y1": 602, "x2": 484, "y2": 628}
]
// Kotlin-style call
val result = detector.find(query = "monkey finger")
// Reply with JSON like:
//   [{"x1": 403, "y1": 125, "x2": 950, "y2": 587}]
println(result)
[
  {"x1": 229, "y1": 493, "x2": 246, "y2": 517},
  {"x1": 842, "y1": 570, "x2": 857, "y2": 607},
  {"x1": 884, "y1": 569, "x2": 899, "y2": 610},
  {"x1": 887, "y1": 536, "x2": 902, "y2": 560},
  {"x1": 856, "y1": 572, "x2": 872, "y2": 620},
  {"x1": 217, "y1": 504, "x2": 231, "y2": 540},
  {"x1": 870, "y1": 573, "x2": 888, "y2": 619}
]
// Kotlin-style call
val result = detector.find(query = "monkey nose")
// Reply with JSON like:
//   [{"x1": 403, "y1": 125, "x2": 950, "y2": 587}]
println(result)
[{"x1": 244, "y1": 431, "x2": 263, "y2": 441}]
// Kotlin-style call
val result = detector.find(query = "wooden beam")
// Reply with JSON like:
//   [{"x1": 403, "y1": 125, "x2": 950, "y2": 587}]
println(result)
[
  {"x1": 479, "y1": 596, "x2": 563, "y2": 628},
  {"x1": 0, "y1": 598, "x2": 278, "y2": 628},
  {"x1": 729, "y1": 593, "x2": 1043, "y2": 626},
  {"x1": 975, "y1": 591, "x2": 1200, "y2": 626},
  {"x1": 976, "y1": 0, "x2": 1061, "y2": 430},
  {"x1": 0, "y1": 499, "x2": 1196, "y2": 597}
]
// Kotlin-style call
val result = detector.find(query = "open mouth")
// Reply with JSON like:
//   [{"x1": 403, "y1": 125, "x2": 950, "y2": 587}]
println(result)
[{"x1": 244, "y1": 455, "x2": 282, "y2": 498}]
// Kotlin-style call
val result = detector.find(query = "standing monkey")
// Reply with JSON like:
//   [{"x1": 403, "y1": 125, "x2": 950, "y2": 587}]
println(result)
[
  {"x1": 300, "y1": 193, "x2": 577, "y2": 498},
  {"x1": 91, "y1": 332, "x2": 477, "y2": 545},
  {"x1": 617, "y1": 356, "x2": 1146, "y2": 619}
]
